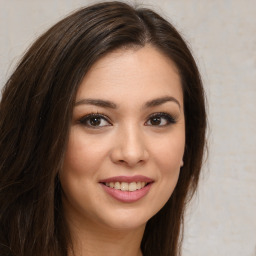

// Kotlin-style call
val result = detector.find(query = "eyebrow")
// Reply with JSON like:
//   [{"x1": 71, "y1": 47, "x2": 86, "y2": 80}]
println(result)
[
  {"x1": 75, "y1": 96, "x2": 181, "y2": 109},
  {"x1": 144, "y1": 96, "x2": 181, "y2": 109},
  {"x1": 75, "y1": 99, "x2": 117, "y2": 109}
]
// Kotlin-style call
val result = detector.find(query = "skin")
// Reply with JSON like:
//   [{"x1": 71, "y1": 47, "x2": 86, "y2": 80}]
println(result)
[{"x1": 60, "y1": 45, "x2": 185, "y2": 256}]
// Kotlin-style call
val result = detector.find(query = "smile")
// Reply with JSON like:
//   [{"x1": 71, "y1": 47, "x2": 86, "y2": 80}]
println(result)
[
  {"x1": 104, "y1": 181, "x2": 148, "y2": 191},
  {"x1": 99, "y1": 175, "x2": 154, "y2": 203}
]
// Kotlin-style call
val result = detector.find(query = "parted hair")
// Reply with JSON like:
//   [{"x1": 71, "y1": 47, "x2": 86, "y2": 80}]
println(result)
[{"x1": 0, "y1": 1, "x2": 206, "y2": 256}]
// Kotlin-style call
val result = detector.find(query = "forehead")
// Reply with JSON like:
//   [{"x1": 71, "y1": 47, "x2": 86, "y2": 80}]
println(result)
[{"x1": 76, "y1": 45, "x2": 183, "y2": 107}]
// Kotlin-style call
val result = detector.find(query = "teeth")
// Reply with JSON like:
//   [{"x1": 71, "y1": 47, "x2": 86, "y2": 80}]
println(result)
[
  {"x1": 114, "y1": 182, "x2": 120, "y2": 190},
  {"x1": 129, "y1": 182, "x2": 137, "y2": 191},
  {"x1": 136, "y1": 182, "x2": 142, "y2": 190},
  {"x1": 121, "y1": 182, "x2": 128, "y2": 191},
  {"x1": 105, "y1": 181, "x2": 148, "y2": 191}
]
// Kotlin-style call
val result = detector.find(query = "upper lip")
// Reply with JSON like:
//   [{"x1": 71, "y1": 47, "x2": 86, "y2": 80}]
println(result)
[{"x1": 99, "y1": 175, "x2": 154, "y2": 183}]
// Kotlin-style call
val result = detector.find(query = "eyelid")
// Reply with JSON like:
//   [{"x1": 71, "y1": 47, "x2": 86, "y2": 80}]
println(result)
[
  {"x1": 145, "y1": 112, "x2": 177, "y2": 126},
  {"x1": 77, "y1": 111, "x2": 177, "y2": 128},
  {"x1": 78, "y1": 113, "x2": 112, "y2": 127}
]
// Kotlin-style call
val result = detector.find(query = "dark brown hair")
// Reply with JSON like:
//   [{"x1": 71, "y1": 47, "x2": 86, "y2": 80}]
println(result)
[{"x1": 0, "y1": 1, "x2": 206, "y2": 256}]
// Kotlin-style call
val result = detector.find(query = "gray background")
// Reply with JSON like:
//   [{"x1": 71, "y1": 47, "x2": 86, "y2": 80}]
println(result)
[{"x1": 0, "y1": 0, "x2": 256, "y2": 255}]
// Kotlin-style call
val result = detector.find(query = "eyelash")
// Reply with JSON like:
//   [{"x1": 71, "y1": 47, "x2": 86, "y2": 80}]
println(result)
[
  {"x1": 78, "y1": 112, "x2": 176, "y2": 128},
  {"x1": 146, "y1": 112, "x2": 177, "y2": 126},
  {"x1": 79, "y1": 113, "x2": 111, "y2": 128}
]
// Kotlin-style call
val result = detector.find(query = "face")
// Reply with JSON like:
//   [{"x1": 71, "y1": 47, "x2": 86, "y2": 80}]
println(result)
[{"x1": 60, "y1": 45, "x2": 185, "y2": 232}]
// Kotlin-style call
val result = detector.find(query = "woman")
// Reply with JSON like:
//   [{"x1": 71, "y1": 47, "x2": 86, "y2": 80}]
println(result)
[{"x1": 0, "y1": 1, "x2": 206, "y2": 256}]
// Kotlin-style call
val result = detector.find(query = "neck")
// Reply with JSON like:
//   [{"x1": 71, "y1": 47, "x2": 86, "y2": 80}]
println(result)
[{"x1": 67, "y1": 216, "x2": 145, "y2": 256}]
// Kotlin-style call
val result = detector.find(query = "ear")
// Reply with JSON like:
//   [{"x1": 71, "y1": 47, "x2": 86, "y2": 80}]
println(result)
[{"x1": 180, "y1": 159, "x2": 184, "y2": 167}]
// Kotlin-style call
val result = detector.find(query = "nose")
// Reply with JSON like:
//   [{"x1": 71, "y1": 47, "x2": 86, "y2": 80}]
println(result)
[{"x1": 110, "y1": 125, "x2": 149, "y2": 167}]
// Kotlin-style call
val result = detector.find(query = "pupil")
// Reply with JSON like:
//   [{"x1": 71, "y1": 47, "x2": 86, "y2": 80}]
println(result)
[
  {"x1": 90, "y1": 117, "x2": 101, "y2": 126},
  {"x1": 151, "y1": 117, "x2": 161, "y2": 125}
]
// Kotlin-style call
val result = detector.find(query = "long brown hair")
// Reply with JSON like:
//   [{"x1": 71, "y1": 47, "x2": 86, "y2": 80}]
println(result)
[{"x1": 0, "y1": 2, "x2": 206, "y2": 256}]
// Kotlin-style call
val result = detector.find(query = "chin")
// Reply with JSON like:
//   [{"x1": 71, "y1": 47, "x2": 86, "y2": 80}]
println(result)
[{"x1": 93, "y1": 206, "x2": 157, "y2": 231}]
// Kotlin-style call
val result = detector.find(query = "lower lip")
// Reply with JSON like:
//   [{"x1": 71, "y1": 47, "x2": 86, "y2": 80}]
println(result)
[{"x1": 100, "y1": 183, "x2": 152, "y2": 203}]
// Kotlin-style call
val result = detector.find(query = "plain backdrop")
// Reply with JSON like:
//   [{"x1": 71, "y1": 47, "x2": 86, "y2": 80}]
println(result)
[{"x1": 0, "y1": 1, "x2": 256, "y2": 256}]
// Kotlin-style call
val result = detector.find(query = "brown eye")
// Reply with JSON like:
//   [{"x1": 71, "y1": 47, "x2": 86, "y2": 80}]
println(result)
[
  {"x1": 150, "y1": 116, "x2": 162, "y2": 125},
  {"x1": 89, "y1": 117, "x2": 102, "y2": 126},
  {"x1": 79, "y1": 114, "x2": 111, "y2": 128},
  {"x1": 146, "y1": 113, "x2": 176, "y2": 126}
]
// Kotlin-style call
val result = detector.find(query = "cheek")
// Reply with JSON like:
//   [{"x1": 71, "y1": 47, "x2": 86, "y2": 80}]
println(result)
[
  {"x1": 62, "y1": 129, "x2": 109, "y2": 177},
  {"x1": 150, "y1": 132, "x2": 185, "y2": 172},
  {"x1": 60, "y1": 130, "x2": 109, "y2": 214},
  {"x1": 143, "y1": 134, "x2": 185, "y2": 217},
  {"x1": 150, "y1": 131, "x2": 185, "y2": 197}
]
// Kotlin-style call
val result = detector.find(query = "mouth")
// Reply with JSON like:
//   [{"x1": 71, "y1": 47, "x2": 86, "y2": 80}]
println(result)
[
  {"x1": 102, "y1": 181, "x2": 149, "y2": 192},
  {"x1": 99, "y1": 175, "x2": 154, "y2": 202}
]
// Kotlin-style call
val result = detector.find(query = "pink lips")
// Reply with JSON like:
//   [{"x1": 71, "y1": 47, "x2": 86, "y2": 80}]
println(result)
[{"x1": 99, "y1": 175, "x2": 154, "y2": 203}]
